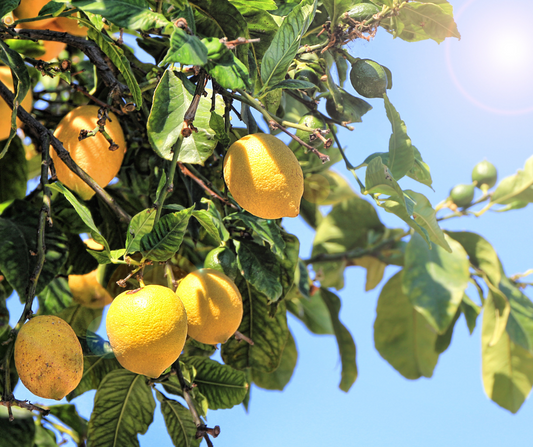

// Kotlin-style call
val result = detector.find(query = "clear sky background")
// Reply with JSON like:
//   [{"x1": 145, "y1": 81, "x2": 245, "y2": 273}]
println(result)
[{"x1": 7, "y1": 0, "x2": 533, "y2": 445}]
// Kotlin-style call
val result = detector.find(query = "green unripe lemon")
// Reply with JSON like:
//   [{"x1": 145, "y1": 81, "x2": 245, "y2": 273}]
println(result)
[
  {"x1": 472, "y1": 161, "x2": 497, "y2": 189},
  {"x1": 350, "y1": 59, "x2": 389, "y2": 99},
  {"x1": 295, "y1": 114, "x2": 325, "y2": 148},
  {"x1": 345, "y1": 3, "x2": 380, "y2": 22},
  {"x1": 204, "y1": 246, "x2": 239, "y2": 280},
  {"x1": 449, "y1": 183, "x2": 475, "y2": 207}
]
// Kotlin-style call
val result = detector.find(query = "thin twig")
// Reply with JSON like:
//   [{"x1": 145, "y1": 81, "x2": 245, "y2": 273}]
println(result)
[
  {"x1": 234, "y1": 331, "x2": 254, "y2": 345},
  {"x1": 269, "y1": 120, "x2": 329, "y2": 163},
  {"x1": 0, "y1": 398, "x2": 50, "y2": 419},
  {"x1": 70, "y1": 83, "x2": 125, "y2": 116}
]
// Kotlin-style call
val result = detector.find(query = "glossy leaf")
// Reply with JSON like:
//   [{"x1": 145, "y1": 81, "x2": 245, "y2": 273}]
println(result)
[
  {"x1": 253, "y1": 329, "x2": 298, "y2": 390},
  {"x1": 482, "y1": 292, "x2": 533, "y2": 413},
  {"x1": 321, "y1": 0, "x2": 356, "y2": 27},
  {"x1": 156, "y1": 391, "x2": 198, "y2": 447},
  {"x1": 365, "y1": 156, "x2": 404, "y2": 198},
  {"x1": 384, "y1": 94, "x2": 414, "y2": 180},
  {"x1": 38, "y1": 277, "x2": 73, "y2": 315},
  {"x1": 261, "y1": 0, "x2": 317, "y2": 93},
  {"x1": 73, "y1": 0, "x2": 171, "y2": 31},
  {"x1": 162, "y1": 27, "x2": 208, "y2": 66},
  {"x1": 125, "y1": 208, "x2": 156, "y2": 254},
  {"x1": 183, "y1": 356, "x2": 249, "y2": 409},
  {"x1": 0, "y1": 137, "x2": 27, "y2": 202},
  {"x1": 403, "y1": 233, "x2": 469, "y2": 334},
  {"x1": 221, "y1": 275, "x2": 289, "y2": 373},
  {"x1": 147, "y1": 70, "x2": 224, "y2": 164},
  {"x1": 374, "y1": 271, "x2": 439, "y2": 379},
  {"x1": 236, "y1": 240, "x2": 283, "y2": 302},
  {"x1": 67, "y1": 356, "x2": 122, "y2": 401},
  {"x1": 88, "y1": 370, "x2": 155, "y2": 447},
  {"x1": 203, "y1": 37, "x2": 250, "y2": 90},
  {"x1": 320, "y1": 288, "x2": 357, "y2": 392},
  {"x1": 87, "y1": 29, "x2": 142, "y2": 109},
  {"x1": 140, "y1": 207, "x2": 194, "y2": 261}
]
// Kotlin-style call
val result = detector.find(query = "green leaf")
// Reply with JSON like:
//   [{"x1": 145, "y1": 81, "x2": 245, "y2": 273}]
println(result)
[
  {"x1": 321, "y1": 0, "x2": 358, "y2": 27},
  {"x1": 482, "y1": 292, "x2": 533, "y2": 413},
  {"x1": 225, "y1": 212, "x2": 285, "y2": 258},
  {"x1": 0, "y1": 137, "x2": 27, "y2": 202},
  {"x1": 229, "y1": 0, "x2": 276, "y2": 10},
  {"x1": 320, "y1": 288, "x2": 357, "y2": 392},
  {"x1": 501, "y1": 276, "x2": 533, "y2": 355},
  {"x1": 192, "y1": 210, "x2": 222, "y2": 245},
  {"x1": 147, "y1": 70, "x2": 224, "y2": 164},
  {"x1": 221, "y1": 275, "x2": 289, "y2": 373},
  {"x1": 434, "y1": 305, "x2": 460, "y2": 354},
  {"x1": 380, "y1": 1, "x2": 461, "y2": 43},
  {"x1": 49, "y1": 183, "x2": 111, "y2": 252},
  {"x1": 38, "y1": 277, "x2": 73, "y2": 315},
  {"x1": 490, "y1": 155, "x2": 533, "y2": 207},
  {"x1": 407, "y1": 146, "x2": 433, "y2": 188},
  {"x1": 48, "y1": 404, "x2": 88, "y2": 443},
  {"x1": 236, "y1": 240, "x2": 283, "y2": 302},
  {"x1": 182, "y1": 356, "x2": 249, "y2": 409},
  {"x1": 374, "y1": 271, "x2": 439, "y2": 379},
  {"x1": 140, "y1": 207, "x2": 193, "y2": 261},
  {"x1": 264, "y1": 79, "x2": 316, "y2": 92},
  {"x1": 365, "y1": 156, "x2": 404, "y2": 198},
  {"x1": 156, "y1": 391, "x2": 198, "y2": 447},
  {"x1": 161, "y1": 27, "x2": 208, "y2": 66},
  {"x1": 0, "y1": 0, "x2": 19, "y2": 18},
  {"x1": 33, "y1": 424, "x2": 57, "y2": 447},
  {"x1": 161, "y1": 374, "x2": 209, "y2": 419},
  {"x1": 260, "y1": 0, "x2": 317, "y2": 93},
  {"x1": 0, "y1": 406, "x2": 35, "y2": 447},
  {"x1": 0, "y1": 217, "x2": 30, "y2": 299},
  {"x1": 202, "y1": 37, "x2": 250, "y2": 90},
  {"x1": 66, "y1": 355, "x2": 121, "y2": 401},
  {"x1": 402, "y1": 233, "x2": 469, "y2": 334},
  {"x1": 461, "y1": 294, "x2": 480, "y2": 335},
  {"x1": 59, "y1": 303, "x2": 103, "y2": 338},
  {"x1": 384, "y1": 94, "x2": 414, "y2": 180},
  {"x1": 209, "y1": 112, "x2": 230, "y2": 148},
  {"x1": 287, "y1": 292, "x2": 334, "y2": 335},
  {"x1": 87, "y1": 29, "x2": 143, "y2": 109},
  {"x1": 0, "y1": 41, "x2": 31, "y2": 157},
  {"x1": 125, "y1": 208, "x2": 156, "y2": 254},
  {"x1": 193, "y1": 199, "x2": 228, "y2": 243},
  {"x1": 73, "y1": 0, "x2": 171, "y2": 31},
  {"x1": 38, "y1": 1, "x2": 65, "y2": 17},
  {"x1": 446, "y1": 231, "x2": 501, "y2": 286},
  {"x1": 253, "y1": 329, "x2": 297, "y2": 390},
  {"x1": 88, "y1": 370, "x2": 155, "y2": 447}
]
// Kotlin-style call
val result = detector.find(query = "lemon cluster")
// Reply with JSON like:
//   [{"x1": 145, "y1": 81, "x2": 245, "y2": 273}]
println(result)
[{"x1": 106, "y1": 269, "x2": 243, "y2": 378}]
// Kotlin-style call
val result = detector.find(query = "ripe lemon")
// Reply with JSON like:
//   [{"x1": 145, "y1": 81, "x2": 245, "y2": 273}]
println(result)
[
  {"x1": 106, "y1": 285, "x2": 188, "y2": 378},
  {"x1": 54, "y1": 15, "x2": 88, "y2": 37},
  {"x1": 14, "y1": 0, "x2": 56, "y2": 27},
  {"x1": 52, "y1": 105, "x2": 126, "y2": 200},
  {"x1": 0, "y1": 66, "x2": 33, "y2": 141},
  {"x1": 176, "y1": 269, "x2": 243, "y2": 345},
  {"x1": 14, "y1": 315, "x2": 83, "y2": 400},
  {"x1": 223, "y1": 133, "x2": 304, "y2": 219}
]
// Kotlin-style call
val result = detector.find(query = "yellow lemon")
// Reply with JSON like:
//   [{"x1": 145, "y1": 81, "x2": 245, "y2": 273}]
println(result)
[
  {"x1": 53, "y1": 15, "x2": 88, "y2": 37},
  {"x1": 106, "y1": 285, "x2": 188, "y2": 378},
  {"x1": 14, "y1": 0, "x2": 56, "y2": 27},
  {"x1": 176, "y1": 269, "x2": 243, "y2": 345},
  {"x1": 52, "y1": 105, "x2": 126, "y2": 200},
  {"x1": 223, "y1": 133, "x2": 304, "y2": 219},
  {"x1": 14, "y1": 316, "x2": 83, "y2": 400},
  {"x1": 0, "y1": 66, "x2": 33, "y2": 141}
]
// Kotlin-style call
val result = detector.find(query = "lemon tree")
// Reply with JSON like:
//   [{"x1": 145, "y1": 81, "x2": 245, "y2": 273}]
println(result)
[{"x1": 0, "y1": 0, "x2": 533, "y2": 446}]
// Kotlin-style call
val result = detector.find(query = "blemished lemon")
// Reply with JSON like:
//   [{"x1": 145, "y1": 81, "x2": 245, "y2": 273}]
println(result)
[
  {"x1": 14, "y1": 316, "x2": 83, "y2": 400},
  {"x1": 223, "y1": 133, "x2": 304, "y2": 219},
  {"x1": 106, "y1": 285, "x2": 188, "y2": 378},
  {"x1": 0, "y1": 66, "x2": 33, "y2": 141},
  {"x1": 52, "y1": 105, "x2": 126, "y2": 200},
  {"x1": 176, "y1": 269, "x2": 243, "y2": 345}
]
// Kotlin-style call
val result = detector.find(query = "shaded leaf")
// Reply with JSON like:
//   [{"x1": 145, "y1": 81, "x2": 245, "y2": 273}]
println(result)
[
  {"x1": 0, "y1": 137, "x2": 27, "y2": 202},
  {"x1": 352, "y1": 255, "x2": 386, "y2": 291},
  {"x1": 321, "y1": 0, "x2": 355, "y2": 28},
  {"x1": 501, "y1": 276, "x2": 533, "y2": 355},
  {"x1": 384, "y1": 94, "x2": 414, "y2": 180},
  {"x1": 48, "y1": 404, "x2": 88, "y2": 443},
  {"x1": 374, "y1": 271, "x2": 439, "y2": 379},
  {"x1": 0, "y1": 406, "x2": 35, "y2": 447},
  {"x1": 320, "y1": 288, "x2": 357, "y2": 392},
  {"x1": 38, "y1": 277, "x2": 73, "y2": 315},
  {"x1": 66, "y1": 356, "x2": 121, "y2": 401},
  {"x1": 407, "y1": 146, "x2": 433, "y2": 188},
  {"x1": 403, "y1": 233, "x2": 469, "y2": 334},
  {"x1": 162, "y1": 27, "x2": 208, "y2": 66},
  {"x1": 434, "y1": 305, "x2": 460, "y2": 354},
  {"x1": 253, "y1": 329, "x2": 297, "y2": 390},
  {"x1": 461, "y1": 294, "x2": 480, "y2": 335},
  {"x1": 0, "y1": 217, "x2": 30, "y2": 299},
  {"x1": 482, "y1": 292, "x2": 533, "y2": 413},
  {"x1": 125, "y1": 208, "x2": 156, "y2": 254},
  {"x1": 156, "y1": 390, "x2": 198, "y2": 447}
]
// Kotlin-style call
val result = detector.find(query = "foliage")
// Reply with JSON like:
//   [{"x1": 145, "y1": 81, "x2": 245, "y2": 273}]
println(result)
[{"x1": 0, "y1": 0, "x2": 532, "y2": 445}]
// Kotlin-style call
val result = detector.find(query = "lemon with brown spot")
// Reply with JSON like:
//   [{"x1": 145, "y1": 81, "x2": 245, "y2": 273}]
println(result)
[
  {"x1": 177, "y1": 269, "x2": 243, "y2": 345},
  {"x1": 14, "y1": 315, "x2": 83, "y2": 400},
  {"x1": 106, "y1": 285, "x2": 188, "y2": 378},
  {"x1": 52, "y1": 105, "x2": 126, "y2": 200},
  {"x1": 223, "y1": 133, "x2": 304, "y2": 219}
]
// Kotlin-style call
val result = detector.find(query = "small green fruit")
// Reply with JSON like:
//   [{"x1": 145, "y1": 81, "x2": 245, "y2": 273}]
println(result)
[
  {"x1": 345, "y1": 3, "x2": 380, "y2": 22},
  {"x1": 449, "y1": 183, "x2": 475, "y2": 207},
  {"x1": 295, "y1": 114, "x2": 325, "y2": 148},
  {"x1": 472, "y1": 161, "x2": 497, "y2": 189},
  {"x1": 204, "y1": 246, "x2": 238, "y2": 280},
  {"x1": 350, "y1": 59, "x2": 391, "y2": 99}
]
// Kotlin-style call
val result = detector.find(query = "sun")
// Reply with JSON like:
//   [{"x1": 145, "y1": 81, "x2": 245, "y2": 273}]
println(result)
[{"x1": 445, "y1": 0, "x2": 533, "y2": 115}]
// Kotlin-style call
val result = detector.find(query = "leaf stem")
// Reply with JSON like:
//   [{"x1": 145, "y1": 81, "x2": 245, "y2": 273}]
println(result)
[{"x1": 154, "y1": 136, "x2": 183, "y2": 226}]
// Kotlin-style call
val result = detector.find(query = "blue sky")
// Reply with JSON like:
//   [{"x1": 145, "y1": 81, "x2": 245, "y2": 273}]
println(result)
[{"x1": 7, "y1": 0, "x2": 533, "y2": 445}]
